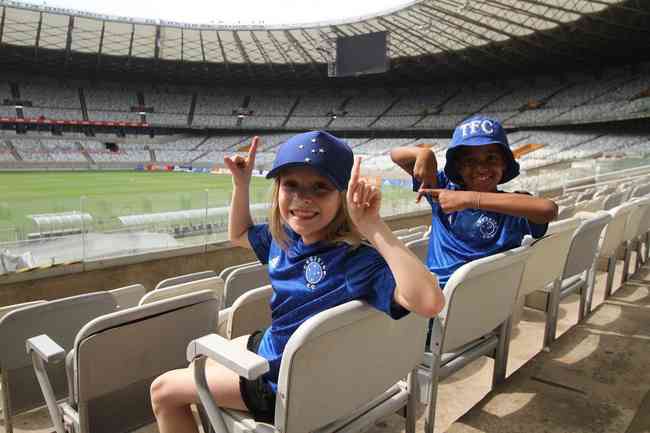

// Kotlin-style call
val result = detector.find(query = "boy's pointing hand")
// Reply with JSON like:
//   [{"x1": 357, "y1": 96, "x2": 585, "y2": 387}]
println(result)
[{"x1": 417, "y1": 188, "x2": 482, "y2": 213}]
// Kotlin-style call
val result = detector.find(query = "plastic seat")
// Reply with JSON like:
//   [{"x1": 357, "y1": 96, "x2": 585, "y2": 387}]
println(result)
[
  {"x1": 419, "y1": 245, "x2": 531, "y2": 433},
  {"x1": 155, "y1": 270, "x2": 218, "y2": 290},
  {"x1": 526, "y1": 211, "x2": 612, "y2": 347},
  {"x1": 139, "y1": 275, "x2": 224, "y2": 306},
  {"x1": 513, "y1": 217, "x2": 580, "y2": 327},
  {"x1": 28, "y1": 290, "x2": 218, "y2": 433},
  {"x1": 0, "y1": 292, "x2": 116, "y2": 433},
  {"x1": 189, "y1": 299, "x2": 427, "y2": 433}
]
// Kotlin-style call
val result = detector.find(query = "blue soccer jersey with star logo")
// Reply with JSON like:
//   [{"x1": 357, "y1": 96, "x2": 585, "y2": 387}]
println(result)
[
  {"x1": 413, "y1": 170, "x2": 547, "y2": 287},
  {"x1": 247, "y1": 224, "x2": 407, "y2": 392}
]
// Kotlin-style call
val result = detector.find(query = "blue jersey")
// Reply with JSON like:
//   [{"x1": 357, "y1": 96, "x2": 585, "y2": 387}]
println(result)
[
  {"x1": 247, "y1": 224, "x2": 408, "y2": 392},
  {"x1": 414, "y1": 171, "x2": 547, "y2": 287}
]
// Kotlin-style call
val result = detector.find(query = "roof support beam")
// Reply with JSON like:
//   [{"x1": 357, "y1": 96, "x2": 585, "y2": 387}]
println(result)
[
  {"x1": 215, "y1": 31, "x2": 231, "y2": 76},
  {"x1": 180, "y1": 28, "x2": 184, "y2": 62},
  {"x1": 34, "y1": 11, "x2": 42, "y2": 59},
  {"x1": 127, "y1": 23, "x2": 135, "y2": 60},
  {"x1": 284, "y1": 30, "x2": 321, "y2": 75},
  {"x1": 300, "y1": 29, "x2": 329, "y2": 62},
  {"x1": 232, "y1": 31, "x2": 253, "y2": 77},
  {"x1": 267, "y1": 30, "x2": 295, "y2": 72},
  {"x1": 411, "y1": 7, "x2": 530, "y2": 63},
  {"x1": 96, "y1": 20, "x2": 105, "y2": 71},
  {"x1": 154, "y1": 25, "x2": 161, "y2": 61},
  {"x1": 0, "y1": 7, "x2": 5, "y2": 45},
  {"x1": 419, "y1": 2, "x2": 585, "y2": 62},
  {"x1": 249, "y1": 31, "x2": 274, "y2": 74},
  {"x1": 199, "y1": 30, "x2": 206, "y2": 62},
  {"x1": 377, "y1": 16, "x2": 484, "y2": 75},
  {"x1": 64, "y1": 15, "x2": 74, "y2": 68}
]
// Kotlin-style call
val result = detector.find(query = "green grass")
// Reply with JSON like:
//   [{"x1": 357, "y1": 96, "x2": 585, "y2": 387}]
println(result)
[
  {"x1": 0, "y1": 171, "x2": 414, "y2": 240},
  {"x1": 0, "y1": 171, "x2": 272, "y2": 236}
]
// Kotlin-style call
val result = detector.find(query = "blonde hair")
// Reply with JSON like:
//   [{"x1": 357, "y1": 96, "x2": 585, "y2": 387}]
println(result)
[{"x1": 268, "y1": 179, "x2": 362, "y2": 250}]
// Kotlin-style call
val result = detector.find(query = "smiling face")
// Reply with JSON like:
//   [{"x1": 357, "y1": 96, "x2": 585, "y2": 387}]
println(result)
[
  {"x1": 456, "y1": 143, "x2": 506, "y2": 192},
  {"x1": 277, "y1": 166, "x2": 342, "y2": 245}
]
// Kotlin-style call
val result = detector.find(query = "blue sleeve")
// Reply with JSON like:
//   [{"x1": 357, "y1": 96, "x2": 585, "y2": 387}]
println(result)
[
  {"x1": 345, "y1": 245, "x2": 409, "y2": 320},
  {"x1": 247, "y1": 224, "x2": 273, "y2": 264}
]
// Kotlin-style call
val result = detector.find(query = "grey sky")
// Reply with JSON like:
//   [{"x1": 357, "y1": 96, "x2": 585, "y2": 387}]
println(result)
[{"x1": 34, "y1": 0, "x2": 411, "y2": 25}]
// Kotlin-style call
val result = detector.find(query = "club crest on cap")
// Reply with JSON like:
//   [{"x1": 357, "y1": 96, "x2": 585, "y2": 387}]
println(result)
[{"x1": 266, "y1": 130, "x2": 354, "y2": 191}]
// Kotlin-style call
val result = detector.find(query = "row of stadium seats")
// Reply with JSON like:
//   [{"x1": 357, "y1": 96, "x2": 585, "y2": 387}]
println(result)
[
  {"x1": 2, "y1": 191, "x2": 649, "y2": 432},
  {"x1": 2, "y1": 60, "x2": 648, "y2": 128}
]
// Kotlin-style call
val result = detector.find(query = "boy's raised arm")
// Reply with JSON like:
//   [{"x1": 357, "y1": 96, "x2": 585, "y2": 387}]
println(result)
[
  {"x1": 224, "y1": 136, "x2": 259, "y2": 249},
  {"x1": 390, "y1": 146, "x2": 438, "y2": 189},
  {"x1": 347, "y1": 157, "x2": 445, "y2": 318}
]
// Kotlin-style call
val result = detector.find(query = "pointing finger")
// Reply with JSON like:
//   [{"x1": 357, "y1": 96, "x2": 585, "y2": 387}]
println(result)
[
  {"x1": 350, "y1": 156, "x2": 361, "y2": 187},
  {"x1": 247, "y1": 136, "x2": 259, "y2": 166}
]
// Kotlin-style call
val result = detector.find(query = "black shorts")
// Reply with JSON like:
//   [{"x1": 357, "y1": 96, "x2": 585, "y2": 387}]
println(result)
[{"x1": 239, "y1": 329, "x2": 276, "y2": 423}]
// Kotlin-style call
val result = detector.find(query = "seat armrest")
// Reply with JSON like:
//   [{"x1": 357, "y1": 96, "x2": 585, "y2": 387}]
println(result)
[
  {"x1": 187, "y1": 333, "x2": 269, "y2": 380},
  {"x1": 26, "y1": 334, "x2": 66, "y2": 363},
  {"x1": 216, "y1": 306, "x2": 233, "y2": 337}
]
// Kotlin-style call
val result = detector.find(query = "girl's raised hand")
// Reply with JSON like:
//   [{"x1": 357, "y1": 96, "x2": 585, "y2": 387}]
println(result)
[
  {"x1": 347, "y1": 156, "x2": 382, "y2": 233},
  {"x1": 224, "y1": 136, "x2": 259, "y2": 186}
]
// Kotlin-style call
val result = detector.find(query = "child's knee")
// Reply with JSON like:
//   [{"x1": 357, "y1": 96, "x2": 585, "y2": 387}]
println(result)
[{"x1": 150, "y1": 372, "x2": 180, "y2": 414}]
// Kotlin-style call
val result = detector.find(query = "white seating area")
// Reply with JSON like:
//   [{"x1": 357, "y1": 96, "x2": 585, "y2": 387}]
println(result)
[
  {"x1": 11, "y1": 139, "x2": 88, "y2": 161},
  {"x1": 0, "y1": 61, "x2": 647, "y2": 129},
  {"x1": 2, "y1": 180, "x2": 650, "y2": 432},
  {"x1": 84, "y1": 142, "x2": 150, "y2": 162}
]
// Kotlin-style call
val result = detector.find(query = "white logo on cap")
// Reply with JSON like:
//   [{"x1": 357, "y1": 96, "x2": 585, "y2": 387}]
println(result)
[{"x1": 459, "y1": 120, "x2": 495, "y2": 138}]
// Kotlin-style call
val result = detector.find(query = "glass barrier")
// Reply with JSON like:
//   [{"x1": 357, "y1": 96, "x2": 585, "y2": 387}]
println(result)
[{"x1": 1, "y1": 159, "x2": 648, "y2": 273}]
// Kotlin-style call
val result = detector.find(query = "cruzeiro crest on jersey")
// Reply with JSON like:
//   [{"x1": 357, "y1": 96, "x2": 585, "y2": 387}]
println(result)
[
  {"x1": 304, "y1": 256, "x2": 327, "y2": 289},
  {"x1": 476, "y1": 214, "x2": 499, "y2": 239}
]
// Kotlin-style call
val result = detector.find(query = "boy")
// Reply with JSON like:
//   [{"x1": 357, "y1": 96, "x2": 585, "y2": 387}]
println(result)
[{"x1": 390, "y1": 116, "x2": 558, "y2": 289}]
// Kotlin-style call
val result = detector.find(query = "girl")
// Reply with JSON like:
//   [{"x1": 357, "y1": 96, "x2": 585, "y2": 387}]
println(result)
[{"x1": 150, "y1": 130, "x2": 445, "y2": 432}]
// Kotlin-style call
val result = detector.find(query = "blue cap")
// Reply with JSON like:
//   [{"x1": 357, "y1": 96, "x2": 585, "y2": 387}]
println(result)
[
  {"x1": 445, "y1": 116, "x2": 519, "y2": 185},
  {"x1": 266, "y1": 131, "x2": 354, "y2": 191}
]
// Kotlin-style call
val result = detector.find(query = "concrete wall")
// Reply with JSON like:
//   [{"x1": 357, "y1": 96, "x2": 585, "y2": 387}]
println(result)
[{"x1": 0, "y1": 210, "x2": 430, "y2": 307}]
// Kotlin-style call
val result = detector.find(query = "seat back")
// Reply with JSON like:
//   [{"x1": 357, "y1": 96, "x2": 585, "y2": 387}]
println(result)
[
  {"x1": 276, "y1": 301, "x2": 426, "y2": 433},
  {"x1": 408, "y1": 224, "x2": 429, "y2": 234},
  {"x1": 0, "y1": 293, "x2": 116, "y2": 417},
  {"x1": 74, "y1": 290, "x2": 218, "y2": 433},
  {"x1": 397, "y1": 232, "x2": 424, "y2": 244},
  {"x1": 519, "y1": 218, "x2": 580, "y2": 298},
  {"x1": 599, "y1": 202, "x2": 637, "y2": 259},
  {"x1": 217, "y1": 260, "x2": 260, "y2": 281},
  {"x1": 623, "y1": 198, "x2": 650, "y2": 242},
  {"x1": 154, "y1": 270, "x2": 218, "y2": 290},
  {"x1": 223, "y1": 262, "x2": 270, "y2": 307},
  {"x1": 138, "y1": 276, "x2": 224, "y2": 306},
  {"x1": 108, "y1": 284, "x2": 146, "y2": 309},
  {"x1": 573, "y1": 196, "x2": 606, "y2": 214},
  {"x1": 441, "y1": 245, "x2": 530, "y2": 353},
  {"x1": 603, "y1": 191, "x2": 627, "y2": 210},
  {"x1": 556, "y1": 205, "x2": 576, "y2": 220},
  {"x1": 576, "y1": 190, "x2": 595, "y2": 202},
  {"x1": 630, "y1": 183, "x2": 650, "y2": 198},
  {"x1": 562, "y1": 212, "x2": 612, "y2": 280},
  {"x1": 406, "y1": 237, "x2": 429, "y2": 263},
  {"x1": 227, "y1": 285, "x2": 273, "y2": 339},
  {"x1": 0, "y1": 300, "x2": 47, "y2": 321}
]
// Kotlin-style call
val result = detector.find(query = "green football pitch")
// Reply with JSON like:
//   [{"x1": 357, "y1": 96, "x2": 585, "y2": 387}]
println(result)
[{"x1": 0, "y1": 171, "x2": 413, "y2": 239}]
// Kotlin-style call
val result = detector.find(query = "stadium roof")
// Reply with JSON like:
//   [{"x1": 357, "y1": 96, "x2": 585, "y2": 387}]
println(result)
[{"x1": 0, "y1": 0, "x2": 648, "y2": 83}]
